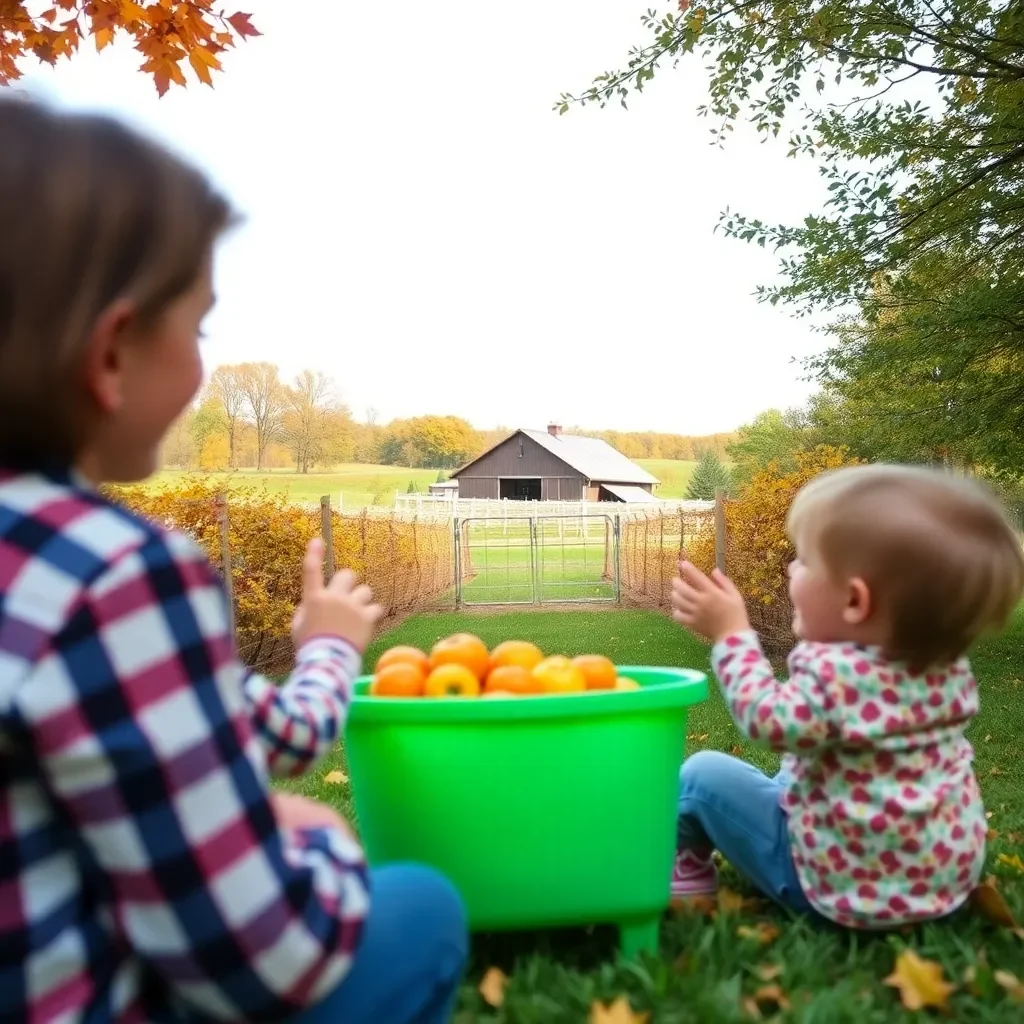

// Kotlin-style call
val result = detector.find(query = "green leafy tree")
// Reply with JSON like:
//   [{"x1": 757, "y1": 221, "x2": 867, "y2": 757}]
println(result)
[
  {"x1": 686, "y1": 450, "x2": 733, "y2": 500},
  {"x1": 559, "y1": 2, "x2": 1024, "y2": 473}
]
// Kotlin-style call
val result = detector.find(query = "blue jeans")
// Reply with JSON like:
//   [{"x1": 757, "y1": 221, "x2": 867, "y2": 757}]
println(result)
[
  {"x1": 677, "y1": 750, "x2": 817, "y2": 917},
  {"x1": 291, "y1": 863, "x2": 467, "y2": 1023}
]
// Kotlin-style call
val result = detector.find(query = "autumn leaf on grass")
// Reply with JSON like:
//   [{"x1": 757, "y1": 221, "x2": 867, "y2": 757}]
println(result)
[
  {"x1": 589, "y1": 997, "x2": 649, "y2": 1024},
  {"x1": 883, "y1": 949, "x2": 956, "y2": 1011},
  {"x1": 323, "y1": 769, "x2": 348, "y2": 785},
  {"x1": 755, "y1": 963, "x2": 783, "y2": 981},
  {"x1": 478, "y1": 967, "x2": 508, "y2": 1008},
  {"x1": 997, "y1": 852, "x2": 1024, "y2": 874},
  {"x1": 970, "y1": 881, "x2": 1019, "y2": 929},
  {"x1": 718, "y1": 888, "x2": 763, "y2": 914},
  {"x1": 670, "y1": 894, "x2": 717, "y2": 916},
  {"x1": 737, "y1": 922, "x2": 780, "y2": 945},
  {"x1": 742, "y1": 984, "x2": 791, "y2": 1019},
  {"x1": 994, "y1": 971, "x2": 1024, "y2": 1002}
]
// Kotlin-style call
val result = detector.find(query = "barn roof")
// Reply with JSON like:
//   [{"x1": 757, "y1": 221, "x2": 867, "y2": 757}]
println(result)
[{"x1": 452, "y1": 428, "x2": 660, "y2": 486}]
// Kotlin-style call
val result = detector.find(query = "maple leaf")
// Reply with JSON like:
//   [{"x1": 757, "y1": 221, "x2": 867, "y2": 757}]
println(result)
[
  {"x1": 737, "y1": 922, "x2": 780, "y2": 945},
  {"x1": 94, "y1": 27, "x2": 115, "y2": 52},
  {"x1": 670, "y1": 894, "x2": 717, "y2": 916},
  {"x1": 227, "y1": 11, "x2": 261, "y2": 38},
  {"x1": 323, "y1": 769, "x2": 348, "y2": 784},
  {"x1": 478, "y1": 967, "x2": 508, "y2": 1008},
  {"x1": 994, "y1": 971, "x2": 1024, "y2": 1002},
  {"x1": 883, "y1": 949, "x2": 956, "y2": 1011},
  {"x1": 718, "y1": 888, "x2": 762, "y2": 914},
  {"x1": 589, "y1": 997, "x2": 649, "y2": 1024},
  {"x1": 742, "y1": 984, "x2": 791, "y2": 1019},
  {"x1": 997, "y1": 852, "x2": 1024, "y2": 874}
]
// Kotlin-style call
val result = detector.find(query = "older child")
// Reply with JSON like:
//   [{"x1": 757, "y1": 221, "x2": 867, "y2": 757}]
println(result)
[
  {"x1": 0, "y1": 98, "x2": 466, "y2": 1023},
  {"x1": 669, "y1": 464, "x2": 1024, "y2": 929}
]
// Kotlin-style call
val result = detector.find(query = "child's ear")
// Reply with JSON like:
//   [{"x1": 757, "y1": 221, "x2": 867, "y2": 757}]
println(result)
[
  {"x1": 843, "y1": 577, "x2": 872, "y2": 625},
  {"x1": 81, "y1": 298, "x2": 136, "y2": 413}
]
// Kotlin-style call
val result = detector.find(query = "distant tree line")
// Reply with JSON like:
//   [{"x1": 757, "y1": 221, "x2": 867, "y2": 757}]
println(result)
[{"x1": 160, "y1": 362, "x2": 740, "y2": 474}]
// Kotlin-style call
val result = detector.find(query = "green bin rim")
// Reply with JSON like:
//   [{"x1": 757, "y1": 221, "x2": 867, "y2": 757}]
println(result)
[{"x1": 348, "y1": 665, "x2": 708, "y2": 723}]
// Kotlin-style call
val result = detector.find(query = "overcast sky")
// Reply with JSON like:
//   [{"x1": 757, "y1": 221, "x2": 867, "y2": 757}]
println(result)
[{"x1": 19, "y1": 0, "x2": 831, "y2": 435}]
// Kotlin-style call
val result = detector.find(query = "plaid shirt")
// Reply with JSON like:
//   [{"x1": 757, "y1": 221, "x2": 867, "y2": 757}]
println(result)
[{"x1": 0, "y1": 470, "x2": 370, "y2": 1023}]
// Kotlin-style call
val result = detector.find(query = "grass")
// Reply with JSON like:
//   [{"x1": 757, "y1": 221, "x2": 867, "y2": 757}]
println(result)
[
  {"x1": 278, "y1": 607, "x2": 1024, "y2": 1022},
  {"x1": 144, "y1": 458, "x2": 701, "y2": 507},
  {"x1": 146, "y1": 464, "x2": 441, "y2": 507}
]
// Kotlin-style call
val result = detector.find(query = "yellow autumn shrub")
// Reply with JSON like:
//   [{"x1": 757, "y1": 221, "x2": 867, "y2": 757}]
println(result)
[
  {"x1": 105, "y1": 477, "x2": 455, "y2": 672},
  {"x1": 687, "y1": 445, "x2": 862, "y2": 653}
]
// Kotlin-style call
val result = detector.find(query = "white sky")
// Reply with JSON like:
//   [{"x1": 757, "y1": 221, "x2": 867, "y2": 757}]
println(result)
[{"x1": 18, "y1": 0, "x2": 830, "y2": 435}]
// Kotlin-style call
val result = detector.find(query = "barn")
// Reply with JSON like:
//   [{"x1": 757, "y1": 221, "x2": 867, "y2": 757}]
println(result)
[{"x1": 449, "y1": 425, "x2": 660, "y2": 502}]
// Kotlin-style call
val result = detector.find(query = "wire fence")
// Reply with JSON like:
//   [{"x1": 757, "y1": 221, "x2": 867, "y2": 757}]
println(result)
[{"x1": 107, "y1": 481, "x2": 792, "y2": 671}]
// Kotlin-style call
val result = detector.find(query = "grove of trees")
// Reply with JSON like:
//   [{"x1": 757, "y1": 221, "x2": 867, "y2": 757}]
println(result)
[
  {"x1": 561, "y1": 2, "x2": 1024, "y2": 486},
  {"x1": 161, "y1": 362, "x2": 737, "y2": 474}
]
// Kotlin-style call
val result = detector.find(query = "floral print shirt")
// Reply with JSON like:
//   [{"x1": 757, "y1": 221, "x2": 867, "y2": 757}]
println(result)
[{"x1": 712, "y1": 630, "x2": 986, "y2": 928}]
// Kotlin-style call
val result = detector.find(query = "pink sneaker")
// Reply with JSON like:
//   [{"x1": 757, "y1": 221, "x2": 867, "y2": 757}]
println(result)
[{"x1": 670, "y1": 849, "x2": 718, "y2": 898}]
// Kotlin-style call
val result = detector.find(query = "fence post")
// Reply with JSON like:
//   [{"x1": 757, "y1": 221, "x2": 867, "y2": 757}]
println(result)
[
  {"x1": 320, "y1": 495, "x2": 335, "y2": 581},
  {"x1": 714, "y1": 488, "x2": 727, "y2": 574},
  {"x1": 453, "y1": 517, "x2": 462, "y2": 608},
  {"x1": 215, "y1": 492, "x2": 236, "y2": 637}
]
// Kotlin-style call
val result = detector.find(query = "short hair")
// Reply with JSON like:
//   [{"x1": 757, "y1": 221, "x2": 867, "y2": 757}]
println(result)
[
  {"x1": 0, "y1": 96, "x2": 237, "y2": 469},
  {"x1": 787, "y1": 463, "x2": 1024, "y2": 671}
]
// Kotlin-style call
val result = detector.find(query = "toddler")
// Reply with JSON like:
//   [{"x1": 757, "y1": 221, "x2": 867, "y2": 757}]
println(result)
[
  {"x1": 0, "y1": 98, "x2": 466, "y2": 1022},
  {"x1": 669, "y1": 463, "x2": 1024, "y2": 928}
]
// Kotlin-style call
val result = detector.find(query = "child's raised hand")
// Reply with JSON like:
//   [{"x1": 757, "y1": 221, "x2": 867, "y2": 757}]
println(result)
[
  {"x1": 671, "y1": 560, "x2": 750, "y2": 644},
  {"x1": 292, "y1": 538, "x2": 384, "y2": 653}
]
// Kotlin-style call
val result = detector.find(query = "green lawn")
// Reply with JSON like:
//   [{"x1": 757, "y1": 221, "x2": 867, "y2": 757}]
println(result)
[
  {"x1": 637, "y1": 459, "x2": 700, "y2": 498},
  {"x1": 146, "y1": 464, "x2": 440, "y2": 508},
  {"x1": 145, "y1": 459, "x2": 701, "y2": 507},
  {"x1": 278, "y1": 608, "x2": 1024, "y2": 1022}
]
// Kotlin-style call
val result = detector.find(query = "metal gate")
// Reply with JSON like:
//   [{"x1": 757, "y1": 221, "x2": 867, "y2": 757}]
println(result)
[{"x1": 454, "y1": 514, "x2": 620, "y2": 607}]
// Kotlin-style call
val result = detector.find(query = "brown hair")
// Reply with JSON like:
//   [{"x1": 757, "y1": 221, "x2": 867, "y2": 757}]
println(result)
[
  {"x1": 0, "y1": 96, "x2": 237, "y2": 469},
  {"x1": 787, "y1": 463, "x2": 1024, "y2": 670}
]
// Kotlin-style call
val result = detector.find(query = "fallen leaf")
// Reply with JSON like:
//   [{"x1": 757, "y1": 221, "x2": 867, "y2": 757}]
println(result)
[
  {"x1": 742, "y1": 984, "x2": 791, "y2": 1018},
  {"x1": 971, "y1": 882, "x2": 1019, "y2": 928},
  {"x1": 994, "y1": 970, "x2": 1024, "y2": 1002},
  {"x1": 997, "y1": 853, "x2": 1024, "y2": 874},
  {"x1": 883, "y1": 949, "x2": 956, "y2": 1011},
  {"x1": 589, "y1": 996, "x2": 649, "y2": 1023},
  {"x1": 478, "y1": 967, "x2": 508, "y2": 1008},
  {"x1": 719, "y1": 888, "x2": 762, "y2": 914},
  {"x1": 730, "y1": 743, "x2": 743, "y2": 755},
  {"x1": 756, "y1": 963, "x2": 783, "y2": 981},
  {"x1": 737, "y1": 923, "x2": 781, "y2": 945},
  {"x1": 688, "y1": 732, "x2": 709, "y2": 742},
  {"x1": 1009, "y1": 832, "x2": 1024, "y2": 844},
  {"x1": 988, "y1": 829, "x2": 1001, "y2": 841},
  {"x1": 322, "y1": 769, "x2": 348, "y2": 785},
  {"x1": 989, "y1": 766, "x2": 1005, "y2": 776},
  {"x1": 985, "y1": 733, "x2": 992, "y2": 742},
  {"x1": 670, "y1": 894, "x2": 717, "y2": 916}
]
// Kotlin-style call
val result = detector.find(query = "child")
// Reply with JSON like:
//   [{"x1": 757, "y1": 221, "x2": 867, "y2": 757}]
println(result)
[
  {"x1": 0, "y1": 98, "x2": 467, "y2": 1023},
  {"x1": 669, "y1": 463, "x2": 1024, "y2": 929}
]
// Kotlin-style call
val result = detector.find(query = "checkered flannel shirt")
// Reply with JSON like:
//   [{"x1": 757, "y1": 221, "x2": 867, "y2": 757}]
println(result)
[{"x1": 0, "y1": 470, "x2": 370, "y2": 1022}]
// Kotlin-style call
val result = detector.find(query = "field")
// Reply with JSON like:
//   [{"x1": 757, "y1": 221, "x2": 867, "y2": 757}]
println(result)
[
  {"x1": 143, "y1": 459, "x2": 700, "y2": 508},
  {"x1": 277, "y1": 607, "x2": 1024, "y2": 1022}
]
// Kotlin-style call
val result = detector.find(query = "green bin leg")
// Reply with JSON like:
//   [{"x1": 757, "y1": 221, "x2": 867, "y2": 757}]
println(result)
[{"x1": 618, "y1": 915, "x2": 661, "y2": 959}]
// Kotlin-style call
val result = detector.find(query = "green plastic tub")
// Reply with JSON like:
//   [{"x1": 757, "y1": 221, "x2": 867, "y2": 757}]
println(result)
[{"x1": 344, "y1": 665, "x2": 707, "y2": 957}]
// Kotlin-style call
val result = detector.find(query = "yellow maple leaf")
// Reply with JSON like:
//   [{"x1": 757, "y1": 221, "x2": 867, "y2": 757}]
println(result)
[
  {"x1": 323, "y1": 769, "x2": 348, "y2": 785},
  {"x1": 997, "y1": 853, "x2": 1024, "y2": 874},
  {"x1": 478, "y1": 967, "x2": 508, "y2": 1008},
  {"x1": 883, "y1": 949, "x2": 956, "y2": 1011},
  {"x1": 737, "y1": 922, "x2": 780, "y2": 945},
  {"x1": 742, "y1": 984, "x2": 791, "y2": 1018},
  {"x1": 588, "y1": 996, "x2": 649, "y2": 1023}
]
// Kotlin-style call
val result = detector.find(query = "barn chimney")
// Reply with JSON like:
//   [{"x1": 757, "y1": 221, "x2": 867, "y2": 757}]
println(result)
[{"x1": 547, "y1": 423, "x2": 562, "y2": 437}]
